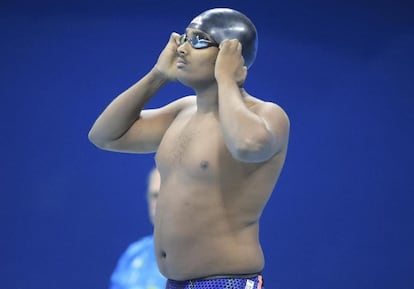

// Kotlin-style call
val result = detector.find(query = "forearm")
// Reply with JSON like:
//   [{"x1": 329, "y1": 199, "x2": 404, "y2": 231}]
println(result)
[
  {"x1": 217, "y1": 80, "x2": 272, "y2": 162},
  {"x1": 88, "y1": 68, "x2": 168, "y2": 146}
]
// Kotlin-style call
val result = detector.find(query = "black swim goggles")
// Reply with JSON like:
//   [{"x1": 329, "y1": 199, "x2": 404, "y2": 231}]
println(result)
[{"x1": 179, "y1": 33, "x2": 219, "y2": 49}]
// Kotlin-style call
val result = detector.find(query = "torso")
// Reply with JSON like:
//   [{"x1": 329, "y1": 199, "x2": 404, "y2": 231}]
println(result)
[{"x1": 154, "y1": 96, "x2": 287, "y2": 280}]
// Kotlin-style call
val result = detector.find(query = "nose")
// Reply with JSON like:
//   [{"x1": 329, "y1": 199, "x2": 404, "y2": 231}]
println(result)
[{"x1": 177, "y1": 41, "x2": 189, "y2": 55}]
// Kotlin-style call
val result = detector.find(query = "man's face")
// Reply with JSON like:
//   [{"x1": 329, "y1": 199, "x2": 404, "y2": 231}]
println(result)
[{"x1": 176, "y1": 28, "x2": 219, "y2": 86}]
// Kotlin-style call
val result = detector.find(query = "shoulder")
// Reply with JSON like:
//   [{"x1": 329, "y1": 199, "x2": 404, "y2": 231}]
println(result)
[
  {"x1": 168, "y1": 95, "x2": 196, "y2": 109},
  {"x1": 246, "y1": 96, "x2": 290, "y2": 125},
  {"x1": 142, "y1": 95, "x2": 196, "y2": 120},
  {"x1": 245, "y1": 96, "x2": 290, "y2": 151}
]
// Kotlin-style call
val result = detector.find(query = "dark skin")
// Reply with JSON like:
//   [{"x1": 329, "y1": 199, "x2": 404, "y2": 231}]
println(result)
[{"x1": 89, "y1": 29, "x2": 290, "y2": 280}]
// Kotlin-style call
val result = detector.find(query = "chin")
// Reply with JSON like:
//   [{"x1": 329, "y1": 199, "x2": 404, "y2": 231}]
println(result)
[
  {"x1": 177, "y1": 73, "x2": 214, "y2": 89},
  {"x1": 177, "y1": 74, "x2": 196, "y2": 88}
]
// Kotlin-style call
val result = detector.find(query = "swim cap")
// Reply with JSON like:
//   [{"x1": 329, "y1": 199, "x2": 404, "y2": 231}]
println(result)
[{"x1": 188, "y1": 8, "x2": 258, "y2": 68}]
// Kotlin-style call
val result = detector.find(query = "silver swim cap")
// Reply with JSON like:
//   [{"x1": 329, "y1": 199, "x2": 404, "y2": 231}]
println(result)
[{"x1": 188, "y1": 8, "x2": 258, "y2": 68}]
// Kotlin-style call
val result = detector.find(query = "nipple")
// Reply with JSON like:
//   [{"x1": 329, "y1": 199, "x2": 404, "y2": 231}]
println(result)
[{"x1": 200, "y1": 160, "x2": 209, "y2": 169}]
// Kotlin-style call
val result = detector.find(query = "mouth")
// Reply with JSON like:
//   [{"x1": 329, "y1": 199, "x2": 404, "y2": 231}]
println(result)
[{"x1": 176, "y1": 58, "x2": 187, "y2": 68}]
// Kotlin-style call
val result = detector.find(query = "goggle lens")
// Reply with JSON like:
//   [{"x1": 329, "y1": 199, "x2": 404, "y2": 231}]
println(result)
[{"x1": 179, "y1": 34, "x2": 218, "y2": 49}]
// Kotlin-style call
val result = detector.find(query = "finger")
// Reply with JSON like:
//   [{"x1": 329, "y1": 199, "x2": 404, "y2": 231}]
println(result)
[
  {"x1": 218, "y1": 39, "x2": 227, "y2": 49},
  {"x1": 237, "y1": 66, "x2": 248, "y2": 87},
  {"x1": 170, "y1": 32, "x2": 181, "y2": 45},
  {"x1": 240, "y1": 54, "x2": 245, "y2": 66},
  {"x1": 237, "y1": 41, "x2": 243, "y2": 52},
  {"x1": 172, "y1": 32, "x2": 180, "y2": 40}
]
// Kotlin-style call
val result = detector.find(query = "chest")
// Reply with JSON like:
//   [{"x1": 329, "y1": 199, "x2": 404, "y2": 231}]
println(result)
[{"x1": 155, "y1": 114, "x2": 233, "y2": 177}]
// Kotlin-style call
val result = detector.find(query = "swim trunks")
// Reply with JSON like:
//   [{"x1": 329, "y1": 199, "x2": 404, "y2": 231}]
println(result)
[{"x1": 166, "y1": 274, "x2": 264, "y2": 289}]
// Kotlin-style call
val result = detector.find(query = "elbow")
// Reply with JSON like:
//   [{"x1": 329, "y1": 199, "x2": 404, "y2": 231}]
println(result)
[
  {"x1": 88, "y1": 130, "x2": 100, "y2": 147},
  {"x1": 88, "y1": 129, "x2": 108, "y2": 149}
]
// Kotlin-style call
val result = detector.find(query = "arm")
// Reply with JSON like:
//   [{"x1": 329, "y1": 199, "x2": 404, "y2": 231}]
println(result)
[
  {"x1": 215, "y1": 40, "x2": 290, "y2": 163},
  {"x1": 88, "y1": 33, "x2": 183, "y2": 153}
]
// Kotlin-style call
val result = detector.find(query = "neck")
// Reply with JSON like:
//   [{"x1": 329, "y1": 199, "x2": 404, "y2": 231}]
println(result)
[
  {"x1": 194, "y1": 83, "x2": 219, "y2": 113},
  {"x1": 193, "y1": 83, "x2": 246, "y2": 113}
]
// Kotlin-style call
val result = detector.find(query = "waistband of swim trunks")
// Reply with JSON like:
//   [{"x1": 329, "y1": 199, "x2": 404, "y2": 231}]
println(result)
[{"x1": 170, "y1": 272, "x2": 262, "y2": 281}]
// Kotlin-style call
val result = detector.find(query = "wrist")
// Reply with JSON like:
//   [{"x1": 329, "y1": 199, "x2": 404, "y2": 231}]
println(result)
[
  {"x1": 216, "y1": 75, "x2": 239, "y2": 88},
  {"x1": 149, "y1": 67, "x2": 171, "y2": 86}
]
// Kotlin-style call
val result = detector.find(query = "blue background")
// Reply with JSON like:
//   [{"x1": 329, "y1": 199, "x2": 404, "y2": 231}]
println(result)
[{"x1": 1, "y1": 0, "x2": 413, "y2": 288}]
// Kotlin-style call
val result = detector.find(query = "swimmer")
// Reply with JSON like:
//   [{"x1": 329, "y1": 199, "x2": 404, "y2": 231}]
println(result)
[{"x1": 89, "y1": 7, "x2": 290, "y2": 289}]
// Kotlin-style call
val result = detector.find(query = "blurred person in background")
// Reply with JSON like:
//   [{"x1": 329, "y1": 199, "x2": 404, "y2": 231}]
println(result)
[{"x1": 110, "y1": 167, "x2": 166, "y2": 289}]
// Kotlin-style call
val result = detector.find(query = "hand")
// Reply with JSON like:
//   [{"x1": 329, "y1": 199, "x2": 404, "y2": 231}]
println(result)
[
  {"x1": 153, "y1": 32, "x2": 181, "y2": 82},
  {"x1": 215, "y1": 39, "x2": 247, "y2": 86}
]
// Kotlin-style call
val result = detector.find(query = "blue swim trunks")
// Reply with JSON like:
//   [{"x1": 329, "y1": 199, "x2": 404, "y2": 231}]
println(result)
[{"x1": 166, "y1": 274, "x2": 264, "y2": 289}]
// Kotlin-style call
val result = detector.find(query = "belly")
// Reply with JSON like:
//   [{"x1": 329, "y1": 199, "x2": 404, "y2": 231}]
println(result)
[
  {"x1": 153, "y1": 176, "x2": 264, "y2": 280},
  {"x1": 153, "y1": 122, "x2": 272, "y2": 279}
]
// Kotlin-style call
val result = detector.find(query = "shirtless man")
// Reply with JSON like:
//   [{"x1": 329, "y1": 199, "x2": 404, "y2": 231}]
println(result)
[{"x1": 89, "y1": 8, "x2": 289, "y2": 289}]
